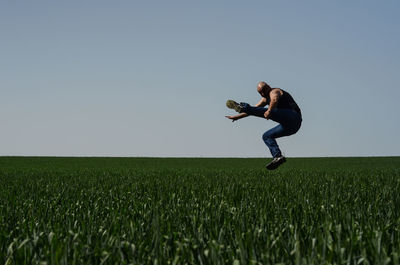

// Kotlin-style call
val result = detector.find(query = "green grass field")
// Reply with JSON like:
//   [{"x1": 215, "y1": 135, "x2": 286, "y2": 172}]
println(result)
[{"x1": 1, "y1": 157, "x2": 399, "y2": 265}]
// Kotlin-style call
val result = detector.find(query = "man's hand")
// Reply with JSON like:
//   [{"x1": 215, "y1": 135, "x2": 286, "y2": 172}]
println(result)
[
  {"x1": 264, "y1": 110, "x2": 271, "y2": 119},
  {"x1": 226, "y1": 113, "x2": 249, "y2": 122},
  {"x1": 225, "y1": 115, "x2": 238, "y2": 122}
]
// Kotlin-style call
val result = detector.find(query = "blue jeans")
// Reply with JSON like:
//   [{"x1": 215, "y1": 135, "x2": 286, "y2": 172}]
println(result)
[{"x1": 241, "y1": 103, "x2": 302, "y2": 158}]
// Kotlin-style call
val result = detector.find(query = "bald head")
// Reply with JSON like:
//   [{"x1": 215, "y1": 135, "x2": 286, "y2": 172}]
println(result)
[{"x1": 257, "y1": 81, "x2": 271, "y2": 97}]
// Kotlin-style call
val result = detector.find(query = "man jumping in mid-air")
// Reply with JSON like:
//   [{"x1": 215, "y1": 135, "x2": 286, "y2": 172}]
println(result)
[{"x1": 225, "y1": 81, "x2": 302, "y2": 170}]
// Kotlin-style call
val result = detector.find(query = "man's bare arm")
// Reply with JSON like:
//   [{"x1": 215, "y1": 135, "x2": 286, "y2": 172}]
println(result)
[
  {"x1": 255, "y1": 97, "x2": 268, "y2": 107},
  {"x1": 264, "y1": 89, "x2": 282, "y2": 119},
  {"x1": 225, "y1": 112, "x2": 248, "y2": 121}
]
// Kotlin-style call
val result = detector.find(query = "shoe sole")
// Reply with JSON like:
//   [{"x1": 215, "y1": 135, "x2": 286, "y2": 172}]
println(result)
[{"x1": 226, "y1": 100, "x2": 242, "y2": 113}]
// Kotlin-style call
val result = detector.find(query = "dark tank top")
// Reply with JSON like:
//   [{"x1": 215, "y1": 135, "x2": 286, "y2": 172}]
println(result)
[{"x1": 268, "y1": 89, "x2": 301, "y2": 116}]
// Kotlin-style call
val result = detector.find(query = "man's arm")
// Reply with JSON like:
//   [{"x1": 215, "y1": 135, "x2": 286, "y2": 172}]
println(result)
[
  {"x1": 264, "y1": 89, "x2": 282, "y2": 119},
  {"x1": 255, "y1": 97, "x2": 268, "y2": 107},
  {"x1": 225, "y1": 112, "x2": 248, "y2": 122},
  {"x1": 225, "y1": 98, "x2": 267, "y2": 122}
]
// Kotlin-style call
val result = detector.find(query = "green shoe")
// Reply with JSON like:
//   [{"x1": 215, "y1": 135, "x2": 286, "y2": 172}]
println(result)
[{"x1": 226, "y1": 100, "x2": 243, "y2": 113}]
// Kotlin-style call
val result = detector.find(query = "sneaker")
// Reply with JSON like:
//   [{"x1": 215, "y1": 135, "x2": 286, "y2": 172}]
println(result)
[
  {"x1": 226, "y1": 100, "x2": 243, "y2": 113},
  {"x1": 266, "y1": 156, "x2": 286, "y2": 170}
]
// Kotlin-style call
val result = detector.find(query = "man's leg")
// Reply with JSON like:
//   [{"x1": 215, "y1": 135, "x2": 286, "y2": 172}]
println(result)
[
  {"x1": 263, "y1": 124, "x2": 296, "y2": 170},
  {"x1": 263, "y1": 109, "x2": 302, "y2": 170},
  {"x1": 268, "y1": 108, "x2": 302, "y2": 131},
  {"x1": 262, "y1": 124, "x2": 287, "y2": 158},
  {"x1": 240, "y1": 103, "x2": 268, "y2": 118},
  {"x1": 262, "y1": 112, "x2": 301, "y2": 157}
]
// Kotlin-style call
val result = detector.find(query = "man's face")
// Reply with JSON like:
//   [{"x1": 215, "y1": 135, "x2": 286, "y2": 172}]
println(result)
[{"x1": 258, "y1": 85, "x2": 270, "y2": 98}]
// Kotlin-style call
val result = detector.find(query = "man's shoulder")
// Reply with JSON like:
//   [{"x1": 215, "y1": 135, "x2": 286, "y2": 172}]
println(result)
[
  {"x1": 271, "y1": 87, "x2": 282, "y2": 91},
  {"x1": 270, "y1": 88, "x2": 284, "y2": 95}
]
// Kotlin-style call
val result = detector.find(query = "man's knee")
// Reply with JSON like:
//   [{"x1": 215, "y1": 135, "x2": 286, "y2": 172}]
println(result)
[{"x1": 262, "y1": 132, "x2": 274, "y2": 143}]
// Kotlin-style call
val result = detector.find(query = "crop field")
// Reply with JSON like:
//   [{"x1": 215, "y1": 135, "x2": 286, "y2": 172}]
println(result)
[{"x1": 0, "y1": 157, "x2": 400, "y2": 265}]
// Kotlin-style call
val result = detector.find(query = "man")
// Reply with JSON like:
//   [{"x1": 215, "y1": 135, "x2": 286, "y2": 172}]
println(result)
[{"x1": 225, "y1": 81, "x2": 302, "y2": 170}]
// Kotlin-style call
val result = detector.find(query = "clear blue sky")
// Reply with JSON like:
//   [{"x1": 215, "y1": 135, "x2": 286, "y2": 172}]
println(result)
[{"x1": 1, "y1": 1, "x2": 399, "y2": 157}]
